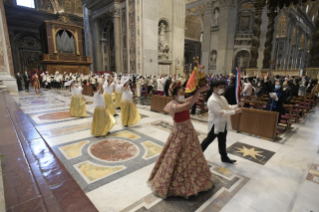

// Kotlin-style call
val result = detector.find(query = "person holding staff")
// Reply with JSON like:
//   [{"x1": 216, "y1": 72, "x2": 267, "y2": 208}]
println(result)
[{"x1": 148, "y1": 82, "x2": 213, "y2": 199}]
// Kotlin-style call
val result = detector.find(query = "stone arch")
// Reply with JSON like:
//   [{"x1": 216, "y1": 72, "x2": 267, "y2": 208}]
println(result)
[
  {"x1": 185, "y1": 15, "x2": 202, "y2": 41},
  {"x1": 233, "y1": 50, "x2": 250, "y2": 73},
  {"x1": 100, "y1": 20, "x2": 114, "y2": 71}
]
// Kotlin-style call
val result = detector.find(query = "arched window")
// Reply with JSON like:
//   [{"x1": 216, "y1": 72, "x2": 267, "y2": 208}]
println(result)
[
  {"x1": 17, "y1": 0, "x2": 35, "y2": 8},
  {"x1": 312, "y1": 15, "x2": 315, "y2": 22},
  {"x1": 306, "y1": 5, "x2": 309, "y2": 13}
]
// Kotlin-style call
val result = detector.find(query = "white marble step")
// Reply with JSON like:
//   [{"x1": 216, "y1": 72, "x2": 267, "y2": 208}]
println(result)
[{"x1": 0, "y1": 85, "x2": 7, "y2": 90}]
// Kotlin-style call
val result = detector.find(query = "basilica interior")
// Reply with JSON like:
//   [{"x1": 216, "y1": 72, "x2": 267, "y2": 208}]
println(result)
[{"x1": 1, "y1": 0, "x2": 319, "y2": 211}]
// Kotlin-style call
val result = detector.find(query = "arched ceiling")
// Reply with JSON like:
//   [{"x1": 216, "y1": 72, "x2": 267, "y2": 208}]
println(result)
[{"x1": 185, "y1": 15, "x2": 202, "y2": 41}]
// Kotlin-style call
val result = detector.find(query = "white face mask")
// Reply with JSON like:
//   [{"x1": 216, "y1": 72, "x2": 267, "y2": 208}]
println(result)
[
  {"x1": 218, "y1": 89, "x2": 224, "y2": 95},
  {"x1": 177, "y1": 95, "x2": 185, "y2": 103}
]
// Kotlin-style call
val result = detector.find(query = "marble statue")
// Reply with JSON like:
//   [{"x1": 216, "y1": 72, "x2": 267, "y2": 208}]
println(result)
[
  {"x1": 210, "y1": 52, "x2": 217, "y2": 67},
  {"x1": 212, "y1": 9, "x2": 219, "y2": 26},
  {"x1": 238, "y1": 56, "x2": 244, "y2": 68},
  {"x1": 158, "y1": 23, "x2": 170, "y2": 57}
]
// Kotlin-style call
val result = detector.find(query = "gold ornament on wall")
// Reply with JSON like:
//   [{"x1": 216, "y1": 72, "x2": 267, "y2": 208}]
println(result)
[{"x1": 58, "y1": 12, "x2": 70, "y2": 23}]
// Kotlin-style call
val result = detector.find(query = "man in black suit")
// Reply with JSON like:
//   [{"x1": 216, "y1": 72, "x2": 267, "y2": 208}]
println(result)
[
  {"x1": 224, "y1": 76, "x2": 237, "y2": 105},
  {"x1": 23, "y1": 71, "x2": 30, "y2": 92},
  {"x1": 16, "y1": 72, "x2": 22, "y2": 91}
]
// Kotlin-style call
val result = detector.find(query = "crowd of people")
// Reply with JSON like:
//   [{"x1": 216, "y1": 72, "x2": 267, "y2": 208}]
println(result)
[{"x1": 14, "y1": 68, "x2": 319, "y2": 200}]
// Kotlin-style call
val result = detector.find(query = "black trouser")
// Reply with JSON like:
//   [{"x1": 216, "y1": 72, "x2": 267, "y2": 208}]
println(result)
[
  {"x1": 25, "y1": 81, "x2": 29, "y2": 91},
  {"x1": 148, "y1": 86, "x2": 153, "y2": 94},
  {"x1": 17, "y1": 81, "x2": 22, "y2": 91},
  {"x1": 201, "y1": 125, "x2": 228, "y2": 158}
]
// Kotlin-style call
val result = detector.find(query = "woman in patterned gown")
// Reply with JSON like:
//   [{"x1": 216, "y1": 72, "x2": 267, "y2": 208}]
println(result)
[{"x1": 148, "y1": 82, "x2": 213, "y2": 199}]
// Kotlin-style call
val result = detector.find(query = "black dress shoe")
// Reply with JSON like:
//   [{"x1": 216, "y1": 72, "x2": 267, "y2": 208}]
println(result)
[
  {"x1": 124, "y1": 125, "x2": 128, "y2": 127},
  {"x1": 221, "y1": 157, "x2": 237, "y2": 163},
  {"x1": 114, "y1": 114, "x2": 118, "y2": 117}
]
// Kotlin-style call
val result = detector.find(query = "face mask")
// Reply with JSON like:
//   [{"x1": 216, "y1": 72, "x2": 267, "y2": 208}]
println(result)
[
  {"x1": 283, "y1": 83, "x2": 287, "y2": 87},
  {"x1": 218, "y1": 89, "x2": 224, "y2": 95},
  {"x1": 258, "y1": 84, "x2": 261, "y2": 87},
  {"x1": 275, "y1": 85, "x2": 281, "y2": 90},
  {"x1": 177, "y1": 95, "x2": 185, "y2": 103}
]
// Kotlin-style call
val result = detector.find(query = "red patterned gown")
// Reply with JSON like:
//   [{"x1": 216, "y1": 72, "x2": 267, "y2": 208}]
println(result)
[{"x1": 148, "y1": 100, "x2": 213, "y2": 199}]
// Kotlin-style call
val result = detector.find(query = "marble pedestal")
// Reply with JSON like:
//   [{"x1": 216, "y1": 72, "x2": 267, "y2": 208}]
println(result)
[{"x1": 0, "y1": 73, "x2": 18, "y2": 93}]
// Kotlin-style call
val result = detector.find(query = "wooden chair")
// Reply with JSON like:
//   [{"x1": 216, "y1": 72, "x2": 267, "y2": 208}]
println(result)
[{"x1": 290, "y1": 100, "x2": 302, "y2": 122}]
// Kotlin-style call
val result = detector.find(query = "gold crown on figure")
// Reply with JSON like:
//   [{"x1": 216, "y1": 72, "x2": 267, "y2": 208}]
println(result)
[{"x1": 193, "y1": 57, "x2": 199, "y2": 63}]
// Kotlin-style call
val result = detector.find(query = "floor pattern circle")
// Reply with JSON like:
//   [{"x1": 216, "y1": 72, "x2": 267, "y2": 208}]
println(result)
[{"x1": 90, "y1": 139, "x2": 138, "y2": 162}]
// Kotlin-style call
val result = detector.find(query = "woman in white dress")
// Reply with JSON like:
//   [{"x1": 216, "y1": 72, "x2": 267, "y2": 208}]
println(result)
[
  {"x1": 103, "y1": 74, "x2": 117, "y2": 116},
  {"x1": 121, "y1": 77, "x2": 141, "y2": 127},
  {"x1": 135, "y1": 77, "x2": 141, "y2": 97},
  {"x1": 115, "y1": 79, "x2": 124, "y2": 109},
  {"x1": 68, "y1": 81, "x2": 87, "y2": 117},
  {"x1": 91, "y1": 83, "x2": 116, "y2": 136}
]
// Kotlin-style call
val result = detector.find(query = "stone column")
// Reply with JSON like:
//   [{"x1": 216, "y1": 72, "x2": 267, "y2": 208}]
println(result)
[
  {"x1": 261, "y1": 6, "x2": 277, "y2": 72},
  {"x1": 8, "y1": 31, "x2": 19, "y2": 74},
  {"x1": 300, "y1": 34, "x2": 310, "y2": 70},
  {"x1": 201, "y1": 1, "x2": 213, "y2": 72},
  {"x1": 0, "y1": 0, "x2": 17, "y2": 92},
  {"x1": 84, "y1": 8, "x2": 94, "y2": 72},
  {"x1": 92, "y1": 20, "x2": 102, "y2": 72},
  {"x1": 283, "y1": 16, "x2": 296, "y2": 70},
  {"x1": 112, "y1": 8, "x2": 122, "y2": 74},
  {"x1": 247, "y1": 0, "x2": 266, "y2": 74},
  {"x1": 292, "y1": 30, "x2": 303, "y2": 69}
]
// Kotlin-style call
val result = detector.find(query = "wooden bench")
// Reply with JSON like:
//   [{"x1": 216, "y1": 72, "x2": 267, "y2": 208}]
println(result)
[
  {"x1": 151, "y1": 95, "x2": 173, "y2": 113},
  {"x1": 82, "y1": 85, "x2": 93, "y2": 96},
  {"x1": 231, "y1": 108, "x2": 279, "y2": 141}
]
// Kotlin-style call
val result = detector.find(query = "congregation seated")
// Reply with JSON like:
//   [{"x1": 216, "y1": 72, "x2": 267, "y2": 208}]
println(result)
[{"x1": 265, "y1": 80, "x2": 286, "y2": 123}]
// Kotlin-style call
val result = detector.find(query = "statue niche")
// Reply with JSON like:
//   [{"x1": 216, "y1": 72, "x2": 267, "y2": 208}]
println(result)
[
  {"x1": 211, "y1": 8, "x2": 219, "y2": 27},
  {"x1": 210, "y1": 50, "x2": 217, "y2": 67},
  {"x1": 158, "y1": 21, "x2": 170, "y2": 61}
]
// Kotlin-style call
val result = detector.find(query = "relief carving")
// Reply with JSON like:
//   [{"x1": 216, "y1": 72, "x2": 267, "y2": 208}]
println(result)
[
  {"x1": 158, "y1": 22, "x2": 169, "y2": 60},
  {"x1": 129, "y1": 0, "x2": 136, "y2": 73}
]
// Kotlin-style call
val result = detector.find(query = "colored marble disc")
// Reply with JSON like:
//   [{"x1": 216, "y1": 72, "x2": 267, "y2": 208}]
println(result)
[{"x1": 90, "y1": 139, "x2": 138, "y2": 162}]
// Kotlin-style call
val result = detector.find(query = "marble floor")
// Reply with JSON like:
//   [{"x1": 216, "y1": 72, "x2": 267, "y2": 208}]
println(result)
[{"x1": 7, "y1": 88, "x2": 319, "y2": 212}]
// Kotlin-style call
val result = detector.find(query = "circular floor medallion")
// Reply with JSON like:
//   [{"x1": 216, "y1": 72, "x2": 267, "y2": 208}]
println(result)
[{"x1": 89, "y1": 139, "x2": 138, "y2": 162}]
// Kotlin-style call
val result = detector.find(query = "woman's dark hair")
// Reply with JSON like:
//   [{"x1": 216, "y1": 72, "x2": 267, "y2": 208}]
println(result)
[{"x1": 172, "y1": 86, "x2": 182, "y2": 98}]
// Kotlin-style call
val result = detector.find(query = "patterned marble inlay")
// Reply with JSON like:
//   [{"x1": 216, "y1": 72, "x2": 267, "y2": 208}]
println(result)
[
  {"x1": 89, "y1": 139, "x2": 139, "y2": 162},
  {"x1": 148, "y1": 120, "x2": 207, "y2": 141},
  {"x1": 59, "y1": 140, "x2": 89, "y2": 159},
  {"x1": 227, "y1": 142, "x2": 275, "y2": 165},
  {"x1": 121, "y1": 162, "x2": 250, "y2": 212},
  {"x1": 28, "y1": 110, "x2": 91, "y2": 125},
  {"x1": 38, "y1": 111, "x2": 71, "y2": 120},
  {"x1": 107, "y1": 130, "x2": 140, "y2": 140},
  {"x1": 74, "y1": 161, "x2": 125, "y2": 184},
  {"x1": 41, "y1": 123, "x2": 92, "y2": 137},
  {"x1": 142, "y1": 141, "x2": 163, "y2": 160},
  {"x1": 306, "y1": 163, "x2": 319, "y2": 185},
  {"x1": 51, "y1": 129, "x2": 164, "y2": 192},
  {"x1": 18, "y1": 96, "x2": 64, "y2": 106}
]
